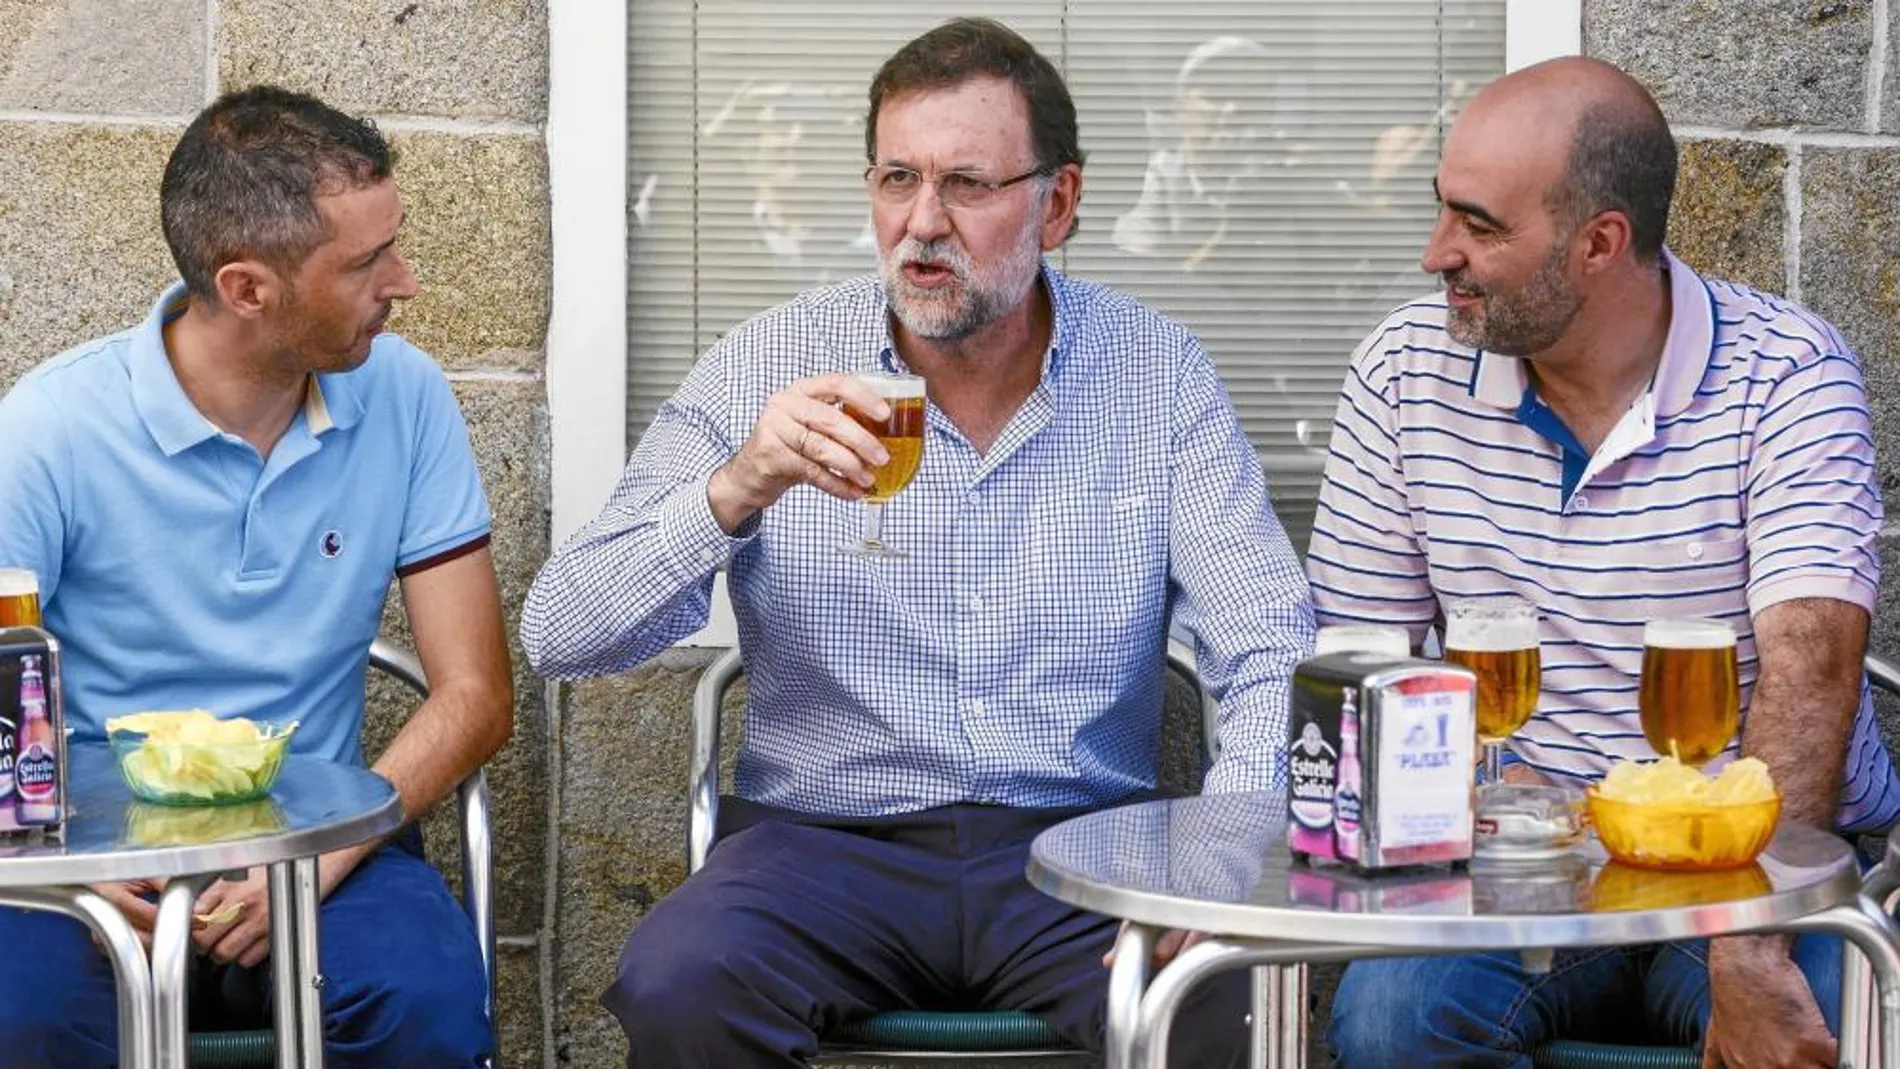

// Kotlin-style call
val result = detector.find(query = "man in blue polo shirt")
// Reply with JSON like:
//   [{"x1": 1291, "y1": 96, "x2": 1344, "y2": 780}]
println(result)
[{"x1": 0, "y1": 86, "x2": 511, "y2": 1067}]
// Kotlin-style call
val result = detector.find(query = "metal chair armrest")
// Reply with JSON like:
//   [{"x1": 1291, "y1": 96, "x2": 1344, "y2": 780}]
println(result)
[
  {"x1": 366, "y1": 637, "x2": 495, "y2": 1014},
  {"x1": 1165, "y1": 637, "x2": 1220, "y2": 767},
  {"x1": 459, "y1": 766, "x2": 495, "y2": 1016},
  {"x1": 690, "y1": 647, "x2": 745, "y2": 875},
  {"x1": 1866, "y1": 652, "x2": 1900, "y2": 697}
]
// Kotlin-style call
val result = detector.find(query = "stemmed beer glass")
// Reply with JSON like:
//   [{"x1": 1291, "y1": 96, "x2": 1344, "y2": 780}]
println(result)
[
  {"x1": 840, "y1": 373, "x2": 925, "y2": 559},
  {"x1": 1638, "y1": 618, "x2": 1739, "y2": 766},
  {"x1": 1443, "y1": 596, "x2": 1541, "y2": 789}
]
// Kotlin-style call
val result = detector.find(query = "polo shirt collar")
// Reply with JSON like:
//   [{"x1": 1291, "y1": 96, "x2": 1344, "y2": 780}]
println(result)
[
  {"x1": 131, "y1": 282, "x2": 365, "y2": 455},
  {"x1": 310, "y1": 366, "x2": 365, "y2": 434},
  {"x1": 131, "y1": 283, "x2": 220, "y2": 456},
  {"x1": 1468, "y1": 247, "x2": 1715, "y2": 418}
]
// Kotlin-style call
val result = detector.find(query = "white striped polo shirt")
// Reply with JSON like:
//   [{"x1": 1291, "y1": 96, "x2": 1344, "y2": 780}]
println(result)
[{"x1": 1306, "y1": 249, "x2": 1897, "y2": 832}]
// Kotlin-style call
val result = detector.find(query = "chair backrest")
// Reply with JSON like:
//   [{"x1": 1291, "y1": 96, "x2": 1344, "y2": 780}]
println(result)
[
  {"x1": 686, "y1": 640, "x2": 1220, "y2": 875},
  {"x1": 1867, "y1": 652, "x2": 1900, "y2": 698},
  {"x1": 367, "y1": 637, "x2": 495, "y2": 1017}
]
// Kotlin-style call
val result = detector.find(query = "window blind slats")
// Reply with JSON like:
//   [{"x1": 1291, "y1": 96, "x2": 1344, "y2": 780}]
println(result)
[{"x1": 628, "y1": 2, "x2": 1506, "y2": 554}]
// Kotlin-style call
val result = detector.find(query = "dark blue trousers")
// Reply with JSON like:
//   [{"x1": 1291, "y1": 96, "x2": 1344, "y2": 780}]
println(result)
[
  {"x1": 0, "y1": 835, "x2": 492, "y2": 1069},
  {"x1": 604, "y1": 796, "x2": 1249, "y2": 1068}
]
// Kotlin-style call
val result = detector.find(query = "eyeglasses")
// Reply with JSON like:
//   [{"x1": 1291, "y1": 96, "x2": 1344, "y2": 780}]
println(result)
[{"x1": 864, "y1": 163, "x2": 1056, "y2": 211}]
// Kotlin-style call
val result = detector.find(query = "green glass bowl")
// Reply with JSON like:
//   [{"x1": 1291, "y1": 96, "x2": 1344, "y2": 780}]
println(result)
[{"x1": 108, "y1": 726, "x2": 294, "y2": 807}]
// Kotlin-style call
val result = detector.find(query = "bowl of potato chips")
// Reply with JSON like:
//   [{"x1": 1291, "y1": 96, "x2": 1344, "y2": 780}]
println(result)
[
  {"x1": 1587, "y1": 756, "x2": 1781, "y2": 871},
  {"x1": 106, "y1": 710, "x2": 297, "y2": 806}
]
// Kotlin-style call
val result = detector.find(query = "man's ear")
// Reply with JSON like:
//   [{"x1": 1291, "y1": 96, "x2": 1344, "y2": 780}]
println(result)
[
  {"x1": 210, "y1": 260, "x2": 283, "y2": 319},
  {"x1": 1575, "y1": 209, "x2": 1634, "y2": 277},
  {"x1": 1040, "y1": 163, "x2": 1084, "y2": 251}
]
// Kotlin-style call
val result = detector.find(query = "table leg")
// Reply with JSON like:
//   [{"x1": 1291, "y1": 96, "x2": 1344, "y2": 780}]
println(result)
[
  {"x1": 1275, "y1": 964, "x2": 1308, "y2": 1068},
  {"x1": 1252, "y1": 966, "x2": 1275, "y2": 1069},
  {"x1": 1132, "y1": 939, "x2": 1281, "y2": 1069},
  {"x1": 0, "y1": 885, "x2": 156, "y2": 1069},
  {"x1": 269, "y1": 861, "x2": 299, "y2": 1069},
  {"x1": 1784, "y1": 897, "x2": 1900, "y2": 1069},
  {"x1": 153, "y1": 873, "x2": 217, "y2": 1069},
  {"x1": 293, "y1": 856, "x2": 325, "y2": 1069},
  {"x1": 1107, "y1": 924, "x2": 1156, "y2": 1069}
]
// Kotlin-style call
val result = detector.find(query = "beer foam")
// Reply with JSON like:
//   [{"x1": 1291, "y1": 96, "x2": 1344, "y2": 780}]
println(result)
[
  {"x1": 1444, "y1": 617, "x2": 1540, "y2": 651},
  {"x1": 1315, "y1": 625, "x2": 1409, "y2": 658},
  {"x1": 856, "y1": 373, "x2": 926, "y2": 399},
  {"x1": 0, "y1": 569, "x2": 36, "y2": 597},
  {"x1": 1643, "y1": 618, "x2": 1735, "y2": 649},
  {"x1": 1443, "y1": 598, "x2": 1539, "y2": 651}
]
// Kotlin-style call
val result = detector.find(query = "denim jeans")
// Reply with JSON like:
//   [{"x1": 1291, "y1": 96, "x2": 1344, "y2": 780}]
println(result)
[
  {"x1": 0, "y1": 833, "x2": 491, "y2": 1069},
  {"x1": 1326, "y1": 936, "x2": 1843, "y2": 1068}
]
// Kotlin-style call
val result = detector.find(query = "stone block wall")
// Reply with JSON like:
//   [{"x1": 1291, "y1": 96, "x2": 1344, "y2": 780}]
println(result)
[
  {"x1": 7, "y1": 3, "x2": 1900, "y2": 1068},
  {"x1": 1584, "y1": 0, "x2": 1900, "y2": 763},
  {"x1": 0, "y1": 3, "x2": 552, "y2": 1067}
]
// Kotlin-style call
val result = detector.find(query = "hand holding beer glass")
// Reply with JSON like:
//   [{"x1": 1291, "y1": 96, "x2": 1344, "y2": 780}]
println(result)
[
  {"x1": 1638, "y1": 618, "x2": 1739, "y2": 766},
  {"x1": 1443, "y1": 596, "x2": 1541, "y2": 788},
  {"x1": 840, "y1": 373, "x2": 925, "y2": 558}
]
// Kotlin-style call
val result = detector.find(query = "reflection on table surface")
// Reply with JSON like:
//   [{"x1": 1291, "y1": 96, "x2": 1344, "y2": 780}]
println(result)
[
  {"x1": 1032, "y1": 791, "x2": 1855, "y2": 919},
  {"x1": 0, "y1": 743, "x2": 394, "y2": 865},
  {"x1": 123, "y1": 799, "x2": 286, "y2": 848}
]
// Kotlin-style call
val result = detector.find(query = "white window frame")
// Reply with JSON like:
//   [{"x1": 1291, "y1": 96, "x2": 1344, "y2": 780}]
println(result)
[{"x1": 543, "y1": 0, "x2": 1581, "y2": 643}]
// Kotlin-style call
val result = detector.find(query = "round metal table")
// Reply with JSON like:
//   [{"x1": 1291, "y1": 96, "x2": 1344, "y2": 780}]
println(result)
[
  {"x1": 1025, "y1": 791, "x2": 1900, "y2": 1069},
  {"x1": 0, "y1": 743, "x2": 402, "y2": 1069}
]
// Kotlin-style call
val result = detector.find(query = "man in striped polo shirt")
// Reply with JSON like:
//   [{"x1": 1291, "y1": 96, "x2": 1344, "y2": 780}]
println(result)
[{"x1": 1312, "y1": 57, "x2": 1892, "y2": 1069}]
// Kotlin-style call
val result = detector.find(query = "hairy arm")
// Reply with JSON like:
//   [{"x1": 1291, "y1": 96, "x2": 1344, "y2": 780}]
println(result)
[{"x1": 1742, "y1": 596, "x2": 1867, "y2": 828}]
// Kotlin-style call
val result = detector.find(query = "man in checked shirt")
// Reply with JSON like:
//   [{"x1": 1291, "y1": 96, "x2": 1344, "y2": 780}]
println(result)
[{"x1": 522, "y1": 17, "x2": 1314, "y2": 1068}]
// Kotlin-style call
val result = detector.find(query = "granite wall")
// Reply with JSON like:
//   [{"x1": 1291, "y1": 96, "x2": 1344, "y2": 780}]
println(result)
[
  {"x1": 6, "y1": 2, "x2": 1898, "y2": 1068},
  {"x1": 1583, "y1": 0, "x2": 1900, "y2": 764},
  {"x1": 0, "y1": 2, "x2": 552, "y2": 1066}
]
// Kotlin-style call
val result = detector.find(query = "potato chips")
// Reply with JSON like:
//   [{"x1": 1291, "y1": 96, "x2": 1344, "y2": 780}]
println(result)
[
  {"x1": 107, "y1": 710, "x2": 295, "y2": 803},
  {"x1": 1597, "y1": 755, "x2": 1776, "y2": 806}
]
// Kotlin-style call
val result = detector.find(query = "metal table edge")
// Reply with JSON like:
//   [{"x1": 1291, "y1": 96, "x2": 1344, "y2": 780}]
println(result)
[
  {"x1": 0, "y1": 779, "x2": 404, "y2": 887},
  {"x1": 1025, "y1": 840, "x2": 1865, "y2": 951}
]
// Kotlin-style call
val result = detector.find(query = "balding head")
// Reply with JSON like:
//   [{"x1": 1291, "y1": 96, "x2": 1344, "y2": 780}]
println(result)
[{"x1": 1458, "y1": 56, "x2": 1677, "y2": 261}]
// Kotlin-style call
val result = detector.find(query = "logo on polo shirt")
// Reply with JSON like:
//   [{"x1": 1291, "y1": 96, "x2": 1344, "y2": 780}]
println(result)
[{"x1": 319, "y1": 531, "x2": 343, "y2": 559}]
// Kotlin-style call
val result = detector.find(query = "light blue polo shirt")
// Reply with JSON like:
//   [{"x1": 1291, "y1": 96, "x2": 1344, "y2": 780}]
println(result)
[{"x1": 0, "y1": 283, "x2": 492, "y2": 766}]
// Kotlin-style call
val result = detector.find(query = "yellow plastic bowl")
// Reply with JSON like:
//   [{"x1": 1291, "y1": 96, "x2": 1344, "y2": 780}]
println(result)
[{"x1": 1587, "y1": 791, "x2": 1781, "y2": 871}]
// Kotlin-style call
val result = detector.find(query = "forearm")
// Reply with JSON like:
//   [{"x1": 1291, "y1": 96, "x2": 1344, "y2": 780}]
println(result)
[
  {"x1": 325, "y1": 679, "x2": 511, "y2": 884},
  {"x1": 521, "y1": 476, "x2": 735, "y2": 678},
  {"x1": 1743, "y1": 597, "x2": 1867, "y2": 828}
]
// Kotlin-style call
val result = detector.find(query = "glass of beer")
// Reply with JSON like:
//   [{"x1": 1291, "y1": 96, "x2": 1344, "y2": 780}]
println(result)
[
  {"x1": 840, "y1": 373, "x2": 925, "y2": 559},
  {"x1": 0, "y1": 569, "x2": 40, "y2": 628},
  {"x1": 1638, "y1": 618, "x2": 1740, "y2": 766},
  {"x1": 1443, "y1": 596, "x2": 1541, "y2": 788}
]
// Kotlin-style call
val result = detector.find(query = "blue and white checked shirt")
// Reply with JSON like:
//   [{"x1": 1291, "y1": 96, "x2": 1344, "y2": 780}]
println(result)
[{"x1": 522, "y1": 263, "x2": 1314, "y2": 816}]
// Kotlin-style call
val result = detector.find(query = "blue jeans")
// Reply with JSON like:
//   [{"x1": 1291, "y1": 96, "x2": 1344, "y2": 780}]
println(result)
[
  {"x1": 0, "y1": 837, "x2": 492, "y2": 1069},
  {"x1": 1327, "y1": 937, "x2": 1843, "y2": 1068}
]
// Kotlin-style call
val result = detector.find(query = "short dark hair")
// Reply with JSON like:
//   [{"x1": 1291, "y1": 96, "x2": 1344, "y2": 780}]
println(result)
[
  {"x1": 865, "y1": 18, "x2": 1085, "y2": 174},
  {"x1": 1551, "y1": 99, "x2": 1677, "y2": 262},
  {"x1": 161, "y1": 85, "x2": 396, "y2": 301}
]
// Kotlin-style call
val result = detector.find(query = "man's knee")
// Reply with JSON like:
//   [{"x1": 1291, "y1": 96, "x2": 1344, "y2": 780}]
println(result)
[
  {"x1": 603, "y1": 913, "x2": 760, "y2": 1034},
  {"x1": 1328, "y1": 956, "x2": 1520, "y2": 1069},
  {"x1": 322, "y1": 931, "x2": 492, "y2": 1067}
]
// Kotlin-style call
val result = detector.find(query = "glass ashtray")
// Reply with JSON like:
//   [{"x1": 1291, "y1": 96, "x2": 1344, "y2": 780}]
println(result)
[{"x1": 1473, "y1": 784, "x2": 1588, "y2": 860}]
